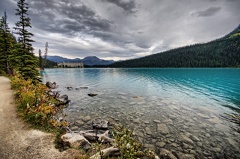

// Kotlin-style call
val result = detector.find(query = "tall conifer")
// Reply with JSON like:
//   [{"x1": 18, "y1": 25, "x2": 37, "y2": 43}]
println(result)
[
  {"x1": 0, "y1": 11, "x2": 14, "y2": 75},
  {"x1": 14, "y1": 0, "x2": 39, "y2": 82}
]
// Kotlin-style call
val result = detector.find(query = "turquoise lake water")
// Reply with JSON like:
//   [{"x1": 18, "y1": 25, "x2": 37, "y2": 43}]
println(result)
[{"x1": 43, "y1": 68, "x2": 240, "y2": 158}]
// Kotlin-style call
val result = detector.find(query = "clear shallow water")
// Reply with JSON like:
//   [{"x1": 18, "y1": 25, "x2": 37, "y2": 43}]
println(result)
[{"x1": 43, "y1": 68, "x2": 240, "y2": 158}]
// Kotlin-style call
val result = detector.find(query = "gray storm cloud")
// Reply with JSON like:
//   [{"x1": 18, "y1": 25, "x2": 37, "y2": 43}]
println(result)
[{"x1": 1, "y1": 0, "x2": 240, "y2": 60}]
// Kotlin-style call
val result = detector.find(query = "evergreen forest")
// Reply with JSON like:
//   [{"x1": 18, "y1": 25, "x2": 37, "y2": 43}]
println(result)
[{"x1": 111, "y1": 25, "x2": 240, "y2": 68}]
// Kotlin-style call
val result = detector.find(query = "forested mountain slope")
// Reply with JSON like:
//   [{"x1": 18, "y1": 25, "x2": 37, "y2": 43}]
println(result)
[{"x1": 111, "y1": 25, "x2": 240, "y2": 68}]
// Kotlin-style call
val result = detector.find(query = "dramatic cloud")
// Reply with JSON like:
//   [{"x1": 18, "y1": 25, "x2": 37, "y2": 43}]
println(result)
[
  {"x1": 1, "y1": 0, "x2": 240, "y2": 60},
  {"x1": 100, "y1": 0, "x2": 137, "y2": 14},
  {"x1": 192, "y1": 7, "x2": 221, "y2": 17}
]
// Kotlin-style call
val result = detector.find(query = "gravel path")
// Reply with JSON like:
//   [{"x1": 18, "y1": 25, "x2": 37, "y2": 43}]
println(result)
[{"x1": 0, "y1": 76, "x2": 78, "y2": 159}]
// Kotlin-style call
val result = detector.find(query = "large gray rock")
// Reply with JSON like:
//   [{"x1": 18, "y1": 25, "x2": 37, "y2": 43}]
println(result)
[
  {"x1": 157, "y1": 123, "x2": 170, "y2": 135},
  {"x1": 56, "y1": 94, "x2": 70, "y2": 106},
  {"x1": 61, "y1": 133, "x2": 91, "y2": 151},
  {"x1": 46, "y1": 81, "x2": 58, "y2": 89},
  {"x1": 92, "y1": 119, "x2": 109, "y2": 130}
]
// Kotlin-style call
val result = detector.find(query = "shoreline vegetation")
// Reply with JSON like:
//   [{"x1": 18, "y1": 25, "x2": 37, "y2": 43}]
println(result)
[{"x1": 10, "y1": 74, "x2": 161, "y2": 159}]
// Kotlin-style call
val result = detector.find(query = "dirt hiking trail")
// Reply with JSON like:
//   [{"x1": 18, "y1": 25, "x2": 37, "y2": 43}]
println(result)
[{"x1": 0, "y1": 76, "x2": 78, "y2": 159}]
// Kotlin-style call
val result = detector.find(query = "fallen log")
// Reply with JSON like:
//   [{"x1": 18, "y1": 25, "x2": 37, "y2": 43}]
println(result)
[{"x1": 90, "y1": 146, "x2": 119, "y2": 159}]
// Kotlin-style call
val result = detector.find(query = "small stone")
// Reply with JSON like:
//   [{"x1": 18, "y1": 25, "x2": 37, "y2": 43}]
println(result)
[
  {"x1": 133, "y1": 118, "x2": 141, "y2": 124},
  {"x1": 159, "y1": 149, "x2": 177, "y2": 159},
  {"x1": 82, "y1": 116, "x2": 91, "y2": 122},
  {"x1": 171, "y1": 143, "x2": 178, "y2": 147},
  {"x1": 177, "y1": 153, "x2": 195, "y2": 159},
  {"x1": 88, "y1": 93, "x2": 97, "y2": 97},
  {"x1": 71, "y1": 126, "x2": 79, "y2": 131},
  {"x1": 189, "y1": 150, "x2": 196, "y2": 155},
  {"x1": 153, "y1": 120, "x2": 161, "y2": 123},
  {"x1": 212, "y1": 147, "x2": 221, "y2": 152},
  {"x1": 197, "y1": 113, "x2": 210, "y2": 119},
  {"x1": 156, "y1": 142, "x2": 166, "y2": 148},
  {"x1": 190, "y1": 135, "x2": 200, "y2": 142},
  {"x1": 157, "y1": 123, "x2": 170, "y2": 135},
  {"x1": 145, "y1": 127, "x2": 152, "y2": 135},
  {"x1": 144, "y1": 144, "x2": 155, "y2": 150},
  {"x1": 179, "y1": 135, "x2": 194, "y2": 145},
  {"x1": 205, "y1": 133, "x2": 210, "y2": 137},
  {"x1": 144, "y1": 121, "x2": 150, "y2": 124},
  {"x1": 76, "y1": 120, "x2": 84, "y2": 125}
]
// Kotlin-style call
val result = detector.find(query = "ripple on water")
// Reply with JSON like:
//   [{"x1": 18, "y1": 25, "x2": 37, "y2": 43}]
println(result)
[{"x1": 43, "y1": 68, "x2": 240, "y2": 158}]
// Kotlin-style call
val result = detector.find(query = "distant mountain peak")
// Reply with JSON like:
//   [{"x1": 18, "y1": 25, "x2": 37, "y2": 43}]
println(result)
[{"x1": 47, "y1": 56, "x2": 114, "y2": 66}]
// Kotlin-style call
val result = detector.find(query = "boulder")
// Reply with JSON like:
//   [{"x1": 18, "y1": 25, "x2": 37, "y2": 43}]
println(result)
[
  {"x1": 56, "y1": 94, "x2": 70, "y2": 106},
  {"x1": 61, "y1": 133, "x2": 91, "y2": 151},
  {"x1": 92, "y1": 119, "x2": 109, "y2": 130},
  {"x1": 46, "y1": 81, "x2": 58, "y2": 89},
  {"x1": 47, "y1": 90, "x2": 60, "y2": 98}
]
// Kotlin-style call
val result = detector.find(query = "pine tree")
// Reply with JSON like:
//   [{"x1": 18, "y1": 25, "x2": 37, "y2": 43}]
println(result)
[
  {"x1": 39, "y1": 49, "x2": 43, "y2": 70},
  {"x1": 14, "y1": 0, "x2": 39, "y2": 82},
  {"x1": 0, "y1": 11, "x2": 15, "y2": 75},
  {"x1": 43, "y1": 42, "x2": 48, "y2": 68}
]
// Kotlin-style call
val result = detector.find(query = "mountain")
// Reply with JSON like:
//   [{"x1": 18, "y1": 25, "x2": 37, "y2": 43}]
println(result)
[
  {"x1": 47, "y1": 56, "x2": 81, "y2": 63},
  {"x1": 111, "y1": 24, "x2": 240, "y2": 68},
  {"x1": 47, "y1": 55, "x2": 114, "y2": 66},
  {"x1": 82, "y1": 56, "x2": 114, "y2": 66}
]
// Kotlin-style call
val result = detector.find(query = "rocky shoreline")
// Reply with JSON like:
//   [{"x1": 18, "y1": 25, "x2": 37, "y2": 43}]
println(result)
[{"x1": 48, "y1": 82, "x2": 240, "y2": 159}]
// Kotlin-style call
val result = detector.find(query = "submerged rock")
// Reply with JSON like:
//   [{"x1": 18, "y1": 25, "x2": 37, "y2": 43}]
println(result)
[
  {"x1": 82, "y1": 116, "x2": 91, "y2": 122},
  {"x1": 145, "y1": 127, "x2": 152, "y2": 135},
  {"x1": 88, "y1": 93, "x2": 98, "y2": 97},
  {"x1": 179, "y1": 135, "x2": 194, "y2": 145},
  {"x1": 159, "y1": 148, "x2": 177, "y2": 159},
  {"x1": 156, "y1": 142, "x2": 166, "y2": 148},
  {"x1": 176, "y1": 152, "x2": 195, "y2": 159},
  {"x1": 157, "y1": 123, "x2": 170, "y2": 135},
  {"x1": 66, "y1": 86, "x2": 73, "y2": 90}
]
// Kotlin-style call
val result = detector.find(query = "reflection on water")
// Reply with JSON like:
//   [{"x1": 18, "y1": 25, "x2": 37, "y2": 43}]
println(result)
[{"x1": 43, "y1": 68, "x2": 240, "y2": 158}]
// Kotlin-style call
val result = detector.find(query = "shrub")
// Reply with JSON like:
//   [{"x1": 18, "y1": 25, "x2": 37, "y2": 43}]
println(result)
[{"x1": 11, "y1": 74, "x2": 68, "y2": 131}]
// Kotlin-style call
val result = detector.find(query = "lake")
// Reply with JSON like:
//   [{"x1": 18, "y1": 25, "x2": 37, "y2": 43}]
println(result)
[{"x1": 42, "y1": 68, "x2": 240, "y2": 158}]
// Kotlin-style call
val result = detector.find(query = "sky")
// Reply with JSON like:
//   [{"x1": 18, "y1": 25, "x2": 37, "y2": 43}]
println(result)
[{"x1": 1, "y1": 0, "x2": 240, "y2": 61}]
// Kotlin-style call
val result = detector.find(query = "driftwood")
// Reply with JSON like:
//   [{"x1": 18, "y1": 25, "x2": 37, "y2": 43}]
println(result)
[
  {"x1": 90, "y1": 146, "x2": 119, "y2": 159},
  {"x1": 80, "y1": 130, "x2": 115, "y2": 144},
  {"x1": 97, "y1": 130, "x2": 115, "y2": 143}
]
